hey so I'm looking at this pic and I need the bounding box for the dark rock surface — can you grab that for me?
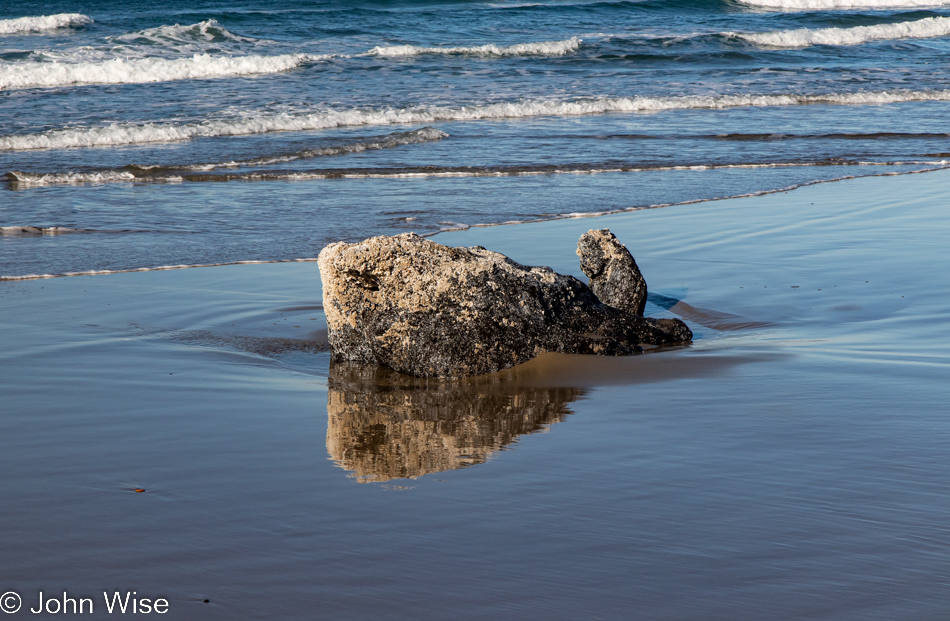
[578,228,648,316]
[317,230,691,377]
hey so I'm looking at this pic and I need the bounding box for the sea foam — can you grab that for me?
[113,19,259,47]
[0,225,81,236]
[4,89,950,150]
[366,37,581,57]
[0,13,92,35]
[735,16,950,47]
[7,171,137,186]
[736,0,950,8]
[0,53,326,90]
[10,159,947,187]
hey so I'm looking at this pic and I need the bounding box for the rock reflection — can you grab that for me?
[327,361,584,483]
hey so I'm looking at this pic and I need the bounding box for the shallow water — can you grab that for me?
[2,172,948,619]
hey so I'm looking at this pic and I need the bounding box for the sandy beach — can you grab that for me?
[2,169,948,619]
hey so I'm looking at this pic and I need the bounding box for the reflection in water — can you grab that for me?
[327,362,583,483]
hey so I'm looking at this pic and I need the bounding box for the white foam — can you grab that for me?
[734,17,950,47]
[7,170,136,186]
[5,89,950,150]
[113,19,259,48]
[736,0,950,9]
[0,226,78,236]
[0,258,320,281]
[0,13,92,35]
[11,159,944,187]
[366,37,581,57]
[0,53,326,91]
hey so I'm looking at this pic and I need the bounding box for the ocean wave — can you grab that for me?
[734,16,950,47]
[0,225,83,236]
[10,159,946,187]
[0,13,92,35]
[6,128,449,184]
[112,19,260,48]
[366,36,581,57]
[5,165,947,282]
[4,89,950,151]
[169,127,449,170]
[6,170,137,186]
[735,0,950,9]
[0,258,320,281]
[0,52,326,90]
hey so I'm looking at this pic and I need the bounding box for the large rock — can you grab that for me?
[317,230,691,377]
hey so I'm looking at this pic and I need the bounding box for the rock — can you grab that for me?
[577,228,647,316]
[317,230,691,377]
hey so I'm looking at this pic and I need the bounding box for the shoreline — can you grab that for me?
[4,162,948,282]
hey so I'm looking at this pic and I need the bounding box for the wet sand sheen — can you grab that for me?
[1,170,949,619]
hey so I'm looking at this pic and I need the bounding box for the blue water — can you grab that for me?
[3,0,950,276]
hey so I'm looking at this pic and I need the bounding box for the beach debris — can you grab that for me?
[317,229,691,377]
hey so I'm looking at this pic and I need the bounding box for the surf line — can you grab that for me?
[4,165,948,283]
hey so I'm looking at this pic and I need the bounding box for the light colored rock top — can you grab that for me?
[318,230,691,377]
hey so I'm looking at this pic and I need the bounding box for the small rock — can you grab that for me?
[577,228,648,316]
[318,230,691,377]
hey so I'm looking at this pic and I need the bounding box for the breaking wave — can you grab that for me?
[735,16,950,47]
[0,13,92,35]
[0,258,320,282]
[366,36,581,57]
[0,52,326,90]
[735,0,950,9]
[0,225,83,236]
[6,170,137,186]
[5,89,950,151]
[9,158,946,187]
[111,19,260,49]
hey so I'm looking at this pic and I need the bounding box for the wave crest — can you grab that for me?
[177,127,449,170]
[366,37,581,57]
[4,90,950,150]
[7,170,136,186]
[10,159,948,187]
[106,19,263,57]
[113,19,259,47]
[0,53,326,91]
[734,16,950,47]
[0,13,92,35]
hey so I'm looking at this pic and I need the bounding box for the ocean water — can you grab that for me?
[4,0,950,278]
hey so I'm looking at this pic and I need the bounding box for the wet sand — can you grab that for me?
[1,170,949,619]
